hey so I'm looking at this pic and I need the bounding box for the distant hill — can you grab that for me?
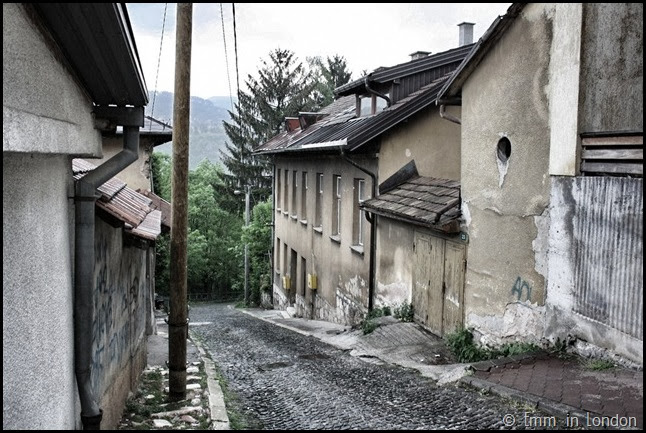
[147,91,237,169]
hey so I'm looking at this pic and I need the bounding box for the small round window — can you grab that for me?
[497,137,512,163]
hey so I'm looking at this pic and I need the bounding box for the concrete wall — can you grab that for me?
[273,155,376,325]
[2,3,102,157]
[94,137,154,191]
[374,218,416,308]
[3,153,78,430]
[580,3,643,133]
[379,105,462,182]
[459,3,554,345]
[546,177,643,365]
[92,216,150,429]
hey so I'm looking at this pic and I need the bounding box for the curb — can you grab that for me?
[189,331,230,430]
[235,306,314,338]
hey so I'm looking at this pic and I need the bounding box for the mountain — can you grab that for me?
[147,91,237,169]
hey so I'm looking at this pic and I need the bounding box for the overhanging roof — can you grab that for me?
[32,3,148,107]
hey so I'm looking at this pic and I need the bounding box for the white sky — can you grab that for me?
[127,3,511,100]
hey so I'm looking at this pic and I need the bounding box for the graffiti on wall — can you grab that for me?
[511,276,532,302]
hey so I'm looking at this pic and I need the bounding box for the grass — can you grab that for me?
[445,328,541,363]
[583,359,615,371]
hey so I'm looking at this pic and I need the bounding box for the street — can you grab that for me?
[189,303,560,430]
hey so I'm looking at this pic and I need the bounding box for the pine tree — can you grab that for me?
[220,48,318,214]
[308,54,353,109]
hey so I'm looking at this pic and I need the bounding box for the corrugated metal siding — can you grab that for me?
[573,177,643,340]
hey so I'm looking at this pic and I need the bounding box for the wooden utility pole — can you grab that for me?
[169,2,192,401]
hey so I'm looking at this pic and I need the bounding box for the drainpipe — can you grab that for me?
[438,97,462,125]
[364,75,391,108]
[74,106,143,430]
[340,149,377,312]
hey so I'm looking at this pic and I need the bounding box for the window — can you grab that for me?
[283,169,289,213]
[301,172,308,222]
[315,173,323,230]
[275,238,281,274]
[291,171,298,218]
[357,93,389,117]
[332,175,341,236]
[276,169,282,211]
[353,179,366,247]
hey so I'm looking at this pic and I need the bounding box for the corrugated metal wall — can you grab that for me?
[573,177,643,340]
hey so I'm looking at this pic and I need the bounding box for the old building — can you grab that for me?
[255,26,475,327]
[3,3,162,428]
[438,3,643,364]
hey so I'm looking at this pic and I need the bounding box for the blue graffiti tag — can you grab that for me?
[511,276,532,301]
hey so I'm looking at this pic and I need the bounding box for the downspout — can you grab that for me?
[74,106,143,430]
[438,97,462,125]
[340,149,377,312]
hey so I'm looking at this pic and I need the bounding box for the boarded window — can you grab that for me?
[581,134,643,176]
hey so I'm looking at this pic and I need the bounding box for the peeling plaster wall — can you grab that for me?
[460,3,554,344]
[379,105,462,181]
[272,155,376,325]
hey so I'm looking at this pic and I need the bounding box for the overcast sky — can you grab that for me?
[127,3,511,101]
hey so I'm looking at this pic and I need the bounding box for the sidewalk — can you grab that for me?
[239,306,643,429]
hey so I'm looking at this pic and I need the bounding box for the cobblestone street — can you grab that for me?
[189,303,563,430]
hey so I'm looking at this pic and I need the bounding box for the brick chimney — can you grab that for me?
[458,22,475,46]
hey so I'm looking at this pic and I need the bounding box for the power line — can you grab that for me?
[232,3,240,100]
[220,3,234,113]
[150,3,169,130]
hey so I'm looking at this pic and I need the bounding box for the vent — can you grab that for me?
[580,133,643,176]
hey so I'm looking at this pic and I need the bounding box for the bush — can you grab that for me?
[393,302,414,322]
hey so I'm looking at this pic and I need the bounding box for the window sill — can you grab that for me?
[276,208,281,213]
[290,215,298,221]
[313,226,323,234]
[350,245,364,256]
[329,234,341,244]
[300,219,308,226]
[282,211,289,216]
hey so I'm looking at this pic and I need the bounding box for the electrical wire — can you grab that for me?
[220,3,235,113]
[150,3,168,131]
[232,3,240,101]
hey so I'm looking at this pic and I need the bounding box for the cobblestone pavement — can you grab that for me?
[190,303,566,430]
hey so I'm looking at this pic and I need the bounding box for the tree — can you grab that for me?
[220,48,319,214]
[242,200,273,306]
[308,54,353,108]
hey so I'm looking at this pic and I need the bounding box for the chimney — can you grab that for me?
[409,50,431,61]
[458,22,475,46]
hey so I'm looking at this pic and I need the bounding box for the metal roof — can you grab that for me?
[255,77,450,155]
[336,44,474,96]
[73,159,162,241]
[362,176,461,233]
[32,3,148,107]
[114,116,172,147]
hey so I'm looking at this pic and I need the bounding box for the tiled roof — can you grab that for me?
[73,159,163,241]
[361,176,461,233]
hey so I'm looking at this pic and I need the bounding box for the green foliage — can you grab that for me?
[307,54,353,108]
[360,306,391,335]
[393,302,414,322]
[583,359,615,371]
[242,200,273,306]
[446,328,541,363]
[151,152,171,201]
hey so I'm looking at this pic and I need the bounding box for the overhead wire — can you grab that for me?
[149,3,168,131]
[220,3,235,114]
[232,3,240,101]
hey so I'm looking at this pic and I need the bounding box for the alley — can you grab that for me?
[189,303,560,430]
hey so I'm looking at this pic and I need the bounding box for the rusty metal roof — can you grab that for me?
[361,176,461,233]
[73,159,162,240]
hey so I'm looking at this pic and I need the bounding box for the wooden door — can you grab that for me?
[413,232,444,335]
[442,241,466,335]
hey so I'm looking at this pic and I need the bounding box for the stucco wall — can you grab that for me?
[92,216,149,429]
[93,137,153,191]
[3,153,78,430]
[2,3,102,157]
[273,155,376,325]
[374,218,416,307]
[379,105,462,182]
[460,3,554,345]
[580,3,643,133]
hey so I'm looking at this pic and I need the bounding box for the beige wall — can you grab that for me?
[93,136,154,191]
[379,105,461,182]
[459,3,554,345]
[273,155,376,325]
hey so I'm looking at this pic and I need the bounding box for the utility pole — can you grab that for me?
[244,185,250,305]
[169,2,192,401]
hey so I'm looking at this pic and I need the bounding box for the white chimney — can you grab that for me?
[458,22,475,46]
[409,50,431,61]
